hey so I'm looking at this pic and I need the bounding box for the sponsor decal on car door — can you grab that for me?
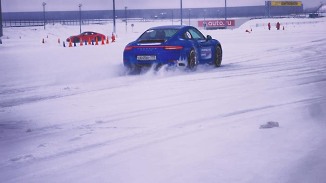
[201,47,212,59]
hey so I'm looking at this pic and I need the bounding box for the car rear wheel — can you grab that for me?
[214,45,222,67]
[187,49,197,70]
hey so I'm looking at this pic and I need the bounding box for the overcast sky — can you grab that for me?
[2,0,325,12]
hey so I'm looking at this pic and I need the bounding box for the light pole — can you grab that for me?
[180,0,183,25]
[79,3,82,33]
[125,6,127,32]
[0,0,3,39]
[204,9,206,21]
[171,10,174,25]
[42,2,46,30]
[113,0,116,33]
[188,9,191,25]
[225,0,227,29]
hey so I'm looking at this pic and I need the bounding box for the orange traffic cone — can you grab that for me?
[95,37,99,45]
[88,37,91,45]
[80,38,83,46]
[69,39,73,47]
[106,36,109,44]
[101,37,105,45]
[111,33,116,42]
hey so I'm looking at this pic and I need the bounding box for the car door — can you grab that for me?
[81,32,88,41]
[188,28,214,63]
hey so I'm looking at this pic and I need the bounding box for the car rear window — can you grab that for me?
[138,29,178,43]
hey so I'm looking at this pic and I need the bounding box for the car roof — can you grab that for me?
[149,25,193,30]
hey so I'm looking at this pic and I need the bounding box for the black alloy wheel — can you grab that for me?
[188,49,197,70]
[214,46,222,67]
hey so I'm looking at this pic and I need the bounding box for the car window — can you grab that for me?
[189,28,205,40]
[164,29,178,38]
[138,29,178,42]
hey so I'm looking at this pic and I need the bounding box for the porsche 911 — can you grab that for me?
[123,25,222,71]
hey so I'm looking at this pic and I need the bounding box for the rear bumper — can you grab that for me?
[123,48,188,68]
[123,58,187,68]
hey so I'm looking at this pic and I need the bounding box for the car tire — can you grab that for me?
[214,45,222,67]
[187,49,197,70]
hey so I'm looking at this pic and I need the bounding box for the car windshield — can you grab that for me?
[138,29,179,43]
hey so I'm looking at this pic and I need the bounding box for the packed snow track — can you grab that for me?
[0,18,326,183]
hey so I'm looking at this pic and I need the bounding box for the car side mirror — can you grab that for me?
[206,35,212,40]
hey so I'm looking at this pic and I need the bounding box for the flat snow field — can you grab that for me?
[0,18,326,183]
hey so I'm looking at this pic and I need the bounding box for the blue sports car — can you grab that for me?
[123,25,222,72]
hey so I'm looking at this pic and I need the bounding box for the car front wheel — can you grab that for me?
[214,45,222,67]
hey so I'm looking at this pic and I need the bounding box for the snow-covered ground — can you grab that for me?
[0,18,326,183]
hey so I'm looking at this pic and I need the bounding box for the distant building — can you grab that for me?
[265,1,303,17]
[2,4,304,27]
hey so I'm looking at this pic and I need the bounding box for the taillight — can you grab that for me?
[164,46,183,50]
[124,46,133,51]
[124,45,183,50]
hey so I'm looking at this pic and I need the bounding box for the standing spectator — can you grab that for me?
[268,22,271,30]
[276,22,281,30]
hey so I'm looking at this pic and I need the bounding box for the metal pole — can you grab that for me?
[180,0,183,25]
[0,0,3,38]
[188,9,191,25]
[79,4,82,33]
[225,0,227,29]
[269,1,271,18]
[42,2,46,30]
[113,0,116,33]
[172,10,174,25]
[125,6,127,33]
[203,9,206,30]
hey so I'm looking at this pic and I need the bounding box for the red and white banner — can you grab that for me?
[198,20,235,28]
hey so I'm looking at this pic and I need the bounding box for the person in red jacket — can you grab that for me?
[268,22,271,30]
[276,22,281,30]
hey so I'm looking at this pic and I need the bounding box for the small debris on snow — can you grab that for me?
[26,129,32,133]
[95,120,104,124]
[260,121,280,129]
[38,143,46,148]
